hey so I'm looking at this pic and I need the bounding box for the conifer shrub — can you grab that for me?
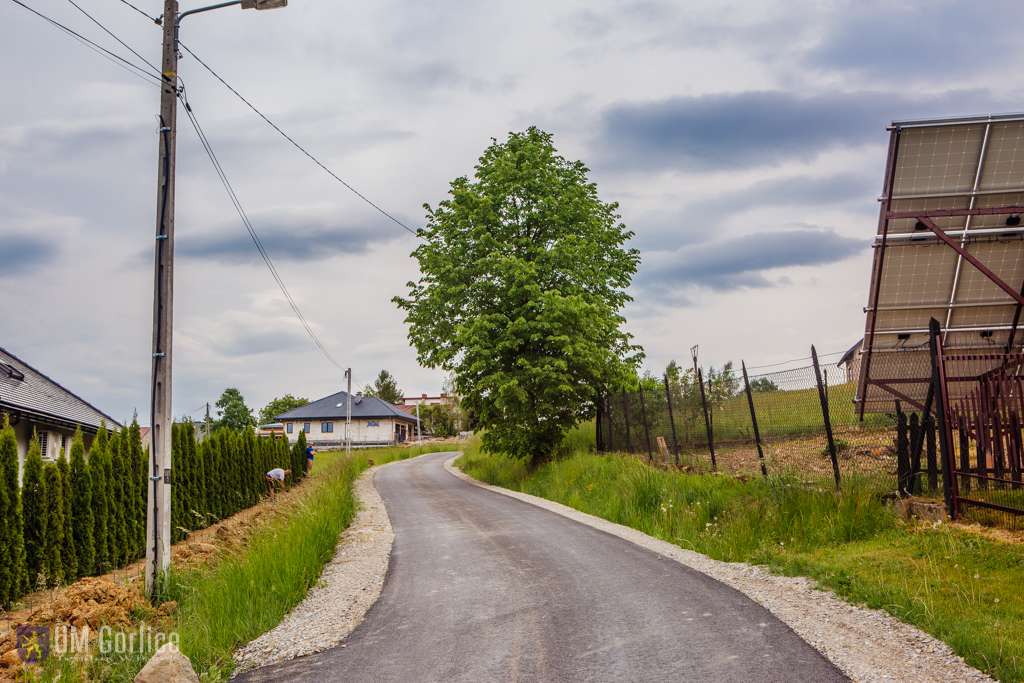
[22,431,47,589]
[0,416,26,605]
[69,428,95,582]
[42,462,64,586]
[56,450,77,582]
[90,424,111,575]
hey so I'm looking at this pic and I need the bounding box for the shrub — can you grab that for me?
[22,431,47,588]
[42,462,65,586]
[56,450,78,582]
[69,428,94,582]
[0,415,26,604]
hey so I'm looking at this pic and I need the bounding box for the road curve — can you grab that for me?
[236,451,848,682]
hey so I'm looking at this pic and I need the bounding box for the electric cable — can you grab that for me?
[64,0,159,73]
[745,349,846,371]
[179,88,363,387]
[177,42,420,239]
[8,0,160,85]
[117,0,158,23]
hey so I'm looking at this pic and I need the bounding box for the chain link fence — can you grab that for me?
[598,349,946,499]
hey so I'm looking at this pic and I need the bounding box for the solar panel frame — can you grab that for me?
[858,114,1024,416]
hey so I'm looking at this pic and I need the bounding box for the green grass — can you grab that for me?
[458,445,1024,682]
[24,443,454,682]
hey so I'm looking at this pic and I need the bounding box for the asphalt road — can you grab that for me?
[237,451,848,682]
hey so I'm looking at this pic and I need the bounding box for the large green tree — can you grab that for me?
[56,451,77,582]
[363,370,404,405]
[258,394,309,426]
[22,431,47,588]
[395,127,641,464]
[215,388,256,432]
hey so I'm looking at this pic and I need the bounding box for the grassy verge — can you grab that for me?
[24,443,455,682]
[457,441,1024,683]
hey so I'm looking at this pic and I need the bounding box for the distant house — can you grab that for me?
[276,391,419,448]
[0,347,122,477]
[258,422,283,439]
[838,339,864,384]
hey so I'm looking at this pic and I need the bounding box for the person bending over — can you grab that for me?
[306,444,316,475]
[265,468,291,503]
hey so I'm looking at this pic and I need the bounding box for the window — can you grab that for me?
[61,434,67,456]
[39,432,48,459]
[303,423,310,433]
[367,420,379,427]
[321,422,334,433]
[286,423,293,434]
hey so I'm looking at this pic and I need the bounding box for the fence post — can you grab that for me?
[638,381,654,460]
[929,317,958,519]
[696,367,716,469]
[605,394,614,453]
[926,415,938,493]
[663,374,679,466]
[909,413,922,495]
[622,391,632,453]
[811,345,841,488]
[958,412,970,494]
[741,361,768,478]
[895,401,910,497]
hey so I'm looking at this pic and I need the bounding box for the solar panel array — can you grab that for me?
[858,114,1024,415]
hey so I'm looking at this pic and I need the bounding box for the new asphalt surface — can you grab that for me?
[236,451,848,682]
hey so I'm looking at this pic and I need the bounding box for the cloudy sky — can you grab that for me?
[2,0,1023,425]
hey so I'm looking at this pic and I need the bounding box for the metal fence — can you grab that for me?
[597,347,947,502]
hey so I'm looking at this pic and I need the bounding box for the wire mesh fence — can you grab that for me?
[598,349,948,500]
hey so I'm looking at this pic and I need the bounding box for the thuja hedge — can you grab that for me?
[0,414,309,608]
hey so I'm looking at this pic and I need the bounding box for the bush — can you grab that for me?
[69,428,94,583]
[22,431,47,589]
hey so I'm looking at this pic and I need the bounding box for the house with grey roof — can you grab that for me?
[276,390,419,448]
[0,347,122,475]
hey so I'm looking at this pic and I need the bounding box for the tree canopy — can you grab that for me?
[215,388,255,432]
[394,127,641,464]
[363,370,404,405]
[258,394,310,425]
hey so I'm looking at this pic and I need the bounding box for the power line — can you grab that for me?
[8,0,160,85]
[117,0,158,23]
[746,349,845,371]
[177,42,420,238]
[64,0,159,73]
[179,88,360,382]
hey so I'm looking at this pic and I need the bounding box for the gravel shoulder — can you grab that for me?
[444,456,992,683]
[233,464,393,673]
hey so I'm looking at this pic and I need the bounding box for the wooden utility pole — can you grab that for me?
[205,402,211,440]
[346,368,352,457]
[146,0,179,597]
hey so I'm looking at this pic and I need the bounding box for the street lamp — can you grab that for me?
[147,0,286,598]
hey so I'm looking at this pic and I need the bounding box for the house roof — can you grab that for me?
[276,391,419,423]
[838,339,864,367]
[0,347,122,432]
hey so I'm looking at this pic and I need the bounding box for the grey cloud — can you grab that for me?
[640,228,865,292]
[592,90,1004,172]
[806,1,1024,79]
[627,172,877,251]
[177,215,404,264]
[0,233,59,276]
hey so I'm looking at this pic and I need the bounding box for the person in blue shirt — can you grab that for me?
[306,444,315,474]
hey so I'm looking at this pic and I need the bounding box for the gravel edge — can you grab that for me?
[444,455,993,683]
[233,465,393,672]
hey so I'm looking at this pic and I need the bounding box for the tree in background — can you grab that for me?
[395,128,641,465]
[258,395,309,426]
[420,404,456,438]
[364,371,404,405]
[56,450,77,583]
[69,428,94,583]
[22,431,47,588]
[90,424,111,574]
[750,378,780,393]
[216,388,256,432]
[42,462,64,585]
[0,415,26,604]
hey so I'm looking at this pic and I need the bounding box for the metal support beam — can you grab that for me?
[915,216,1024,308]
